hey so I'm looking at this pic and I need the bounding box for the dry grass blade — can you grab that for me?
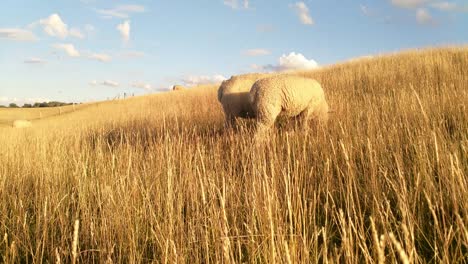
[72,220,80,264]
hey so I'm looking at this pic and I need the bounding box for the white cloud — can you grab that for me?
[131,82,153,91]
[243,49,271,56]
[391,0,428,9]
[102,80,119,87]
[96,5,145,19]
[32,14,85,39]
[38,14,69,38]
[416,8,434,24]
[0,97,51,106]
[118,5,146,12]
[224,0,250,9]
[224,0,238,9]
[69,28,84,39]
[290,2,314,25]
[90,80,120,87]
[121,51,145,58]
[117,20,130,42]
[360,4,372,16]
[257,52,319,72]
[250,64,264,71]
[83,24,96,38]
[359,5,395,23]
[430,2,457,11]
[181,75,227,87]
[24,58,46,64]
[0,28,37,41]
[89,53,112,62]
[276,52,318,71]
[97,9,128,19]
[85,24,95,32]
[25,97,51,103]
[52,43,80,57]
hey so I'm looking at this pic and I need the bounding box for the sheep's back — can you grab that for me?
[250,75,326,117]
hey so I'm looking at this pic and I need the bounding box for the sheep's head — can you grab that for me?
[218,80,228,102]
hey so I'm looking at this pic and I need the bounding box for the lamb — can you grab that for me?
[12,120,32,128]
[249,75,329,133]
[217,73,269,126]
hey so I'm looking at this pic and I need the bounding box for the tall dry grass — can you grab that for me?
[0,47,467,263]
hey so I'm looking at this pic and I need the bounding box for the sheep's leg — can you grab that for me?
[296,108,311,130]
[224,113,237,129]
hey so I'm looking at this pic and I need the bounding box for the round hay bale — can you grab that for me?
[12,120,32,128]
[172,85,185,91]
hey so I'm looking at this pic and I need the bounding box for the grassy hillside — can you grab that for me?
[0,104,88,127]
[0,47,467,263]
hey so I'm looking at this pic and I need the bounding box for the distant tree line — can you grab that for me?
[0,101,77,108]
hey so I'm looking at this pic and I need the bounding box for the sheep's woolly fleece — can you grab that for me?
[249,75,329,130]
[217,73,269,125]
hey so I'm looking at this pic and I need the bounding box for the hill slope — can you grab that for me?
[0,47,467,263]
[0,103,88,127]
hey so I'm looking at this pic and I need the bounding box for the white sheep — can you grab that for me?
[217,73,269,126]
[249,75,328,133]
[12,120,32,128]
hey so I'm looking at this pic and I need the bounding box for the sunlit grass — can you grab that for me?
[0,103,87,127]
[0,47,467,263]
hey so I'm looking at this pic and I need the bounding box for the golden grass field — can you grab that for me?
[0,47,467,263]
[0,103,88,127]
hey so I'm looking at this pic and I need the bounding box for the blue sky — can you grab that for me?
[0,0,467,105]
